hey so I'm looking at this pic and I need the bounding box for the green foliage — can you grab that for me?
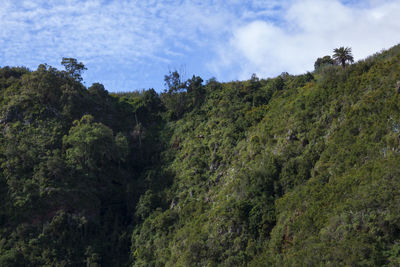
[314,55,335,70]
[63,114,119,171]
[0,64,136,266]
[2,44,400,266]
[61,57,87,81]
[161,71,205,119]
[333,46,355,68]
[131,44,400,266]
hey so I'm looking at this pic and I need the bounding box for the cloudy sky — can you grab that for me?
[1,0,400,92]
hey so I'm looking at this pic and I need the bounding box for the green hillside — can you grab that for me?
[1,45,400,266]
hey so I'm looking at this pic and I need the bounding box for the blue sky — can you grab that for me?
[1,0,400,92]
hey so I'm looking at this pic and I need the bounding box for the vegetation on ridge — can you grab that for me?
[1,44,400,266]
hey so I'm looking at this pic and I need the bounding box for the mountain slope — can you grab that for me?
[131,44,400,266]
[1,45,400,266]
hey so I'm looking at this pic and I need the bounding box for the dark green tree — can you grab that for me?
[314,55,335,70]
[61,57,87,81]
[63,114,123,172]
[164,70,184,93]
[161,71,188,119]
[186,75,205,109]
[333,47,354,68]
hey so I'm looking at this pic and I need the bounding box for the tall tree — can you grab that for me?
[61,57,87,81]
[333,47,354,68]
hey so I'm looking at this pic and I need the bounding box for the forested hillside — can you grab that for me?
[1,45,400,266]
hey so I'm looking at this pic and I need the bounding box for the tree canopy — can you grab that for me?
[61,57,87,81]
[314,55,335,70]
[333,46,354,68]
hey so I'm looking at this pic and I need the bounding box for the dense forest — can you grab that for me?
[1,44,400,266]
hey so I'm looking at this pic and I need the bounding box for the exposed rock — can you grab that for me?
[170,199,177,209]
[286,129,298,141]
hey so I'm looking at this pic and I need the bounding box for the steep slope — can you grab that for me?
[131,45,400,266]
[1,44,400,266]
[0,65,139,266]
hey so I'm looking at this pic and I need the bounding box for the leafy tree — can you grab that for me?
[333,46,354,68]
[161,71,188,119]
[164,70,184,93]
[314,55,335,70]
[88,82,108,98]
[61,57,87,81]
[186,75,205,109]
[63,114,122,172]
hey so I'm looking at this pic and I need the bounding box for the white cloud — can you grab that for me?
[2,0,399,90]
[212,0,400,80]
[0,1,233,66]
[0,0,288,90]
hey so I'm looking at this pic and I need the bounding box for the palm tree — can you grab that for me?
[333,47,354,68]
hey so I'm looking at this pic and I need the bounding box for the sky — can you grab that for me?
[1,0,400,92]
